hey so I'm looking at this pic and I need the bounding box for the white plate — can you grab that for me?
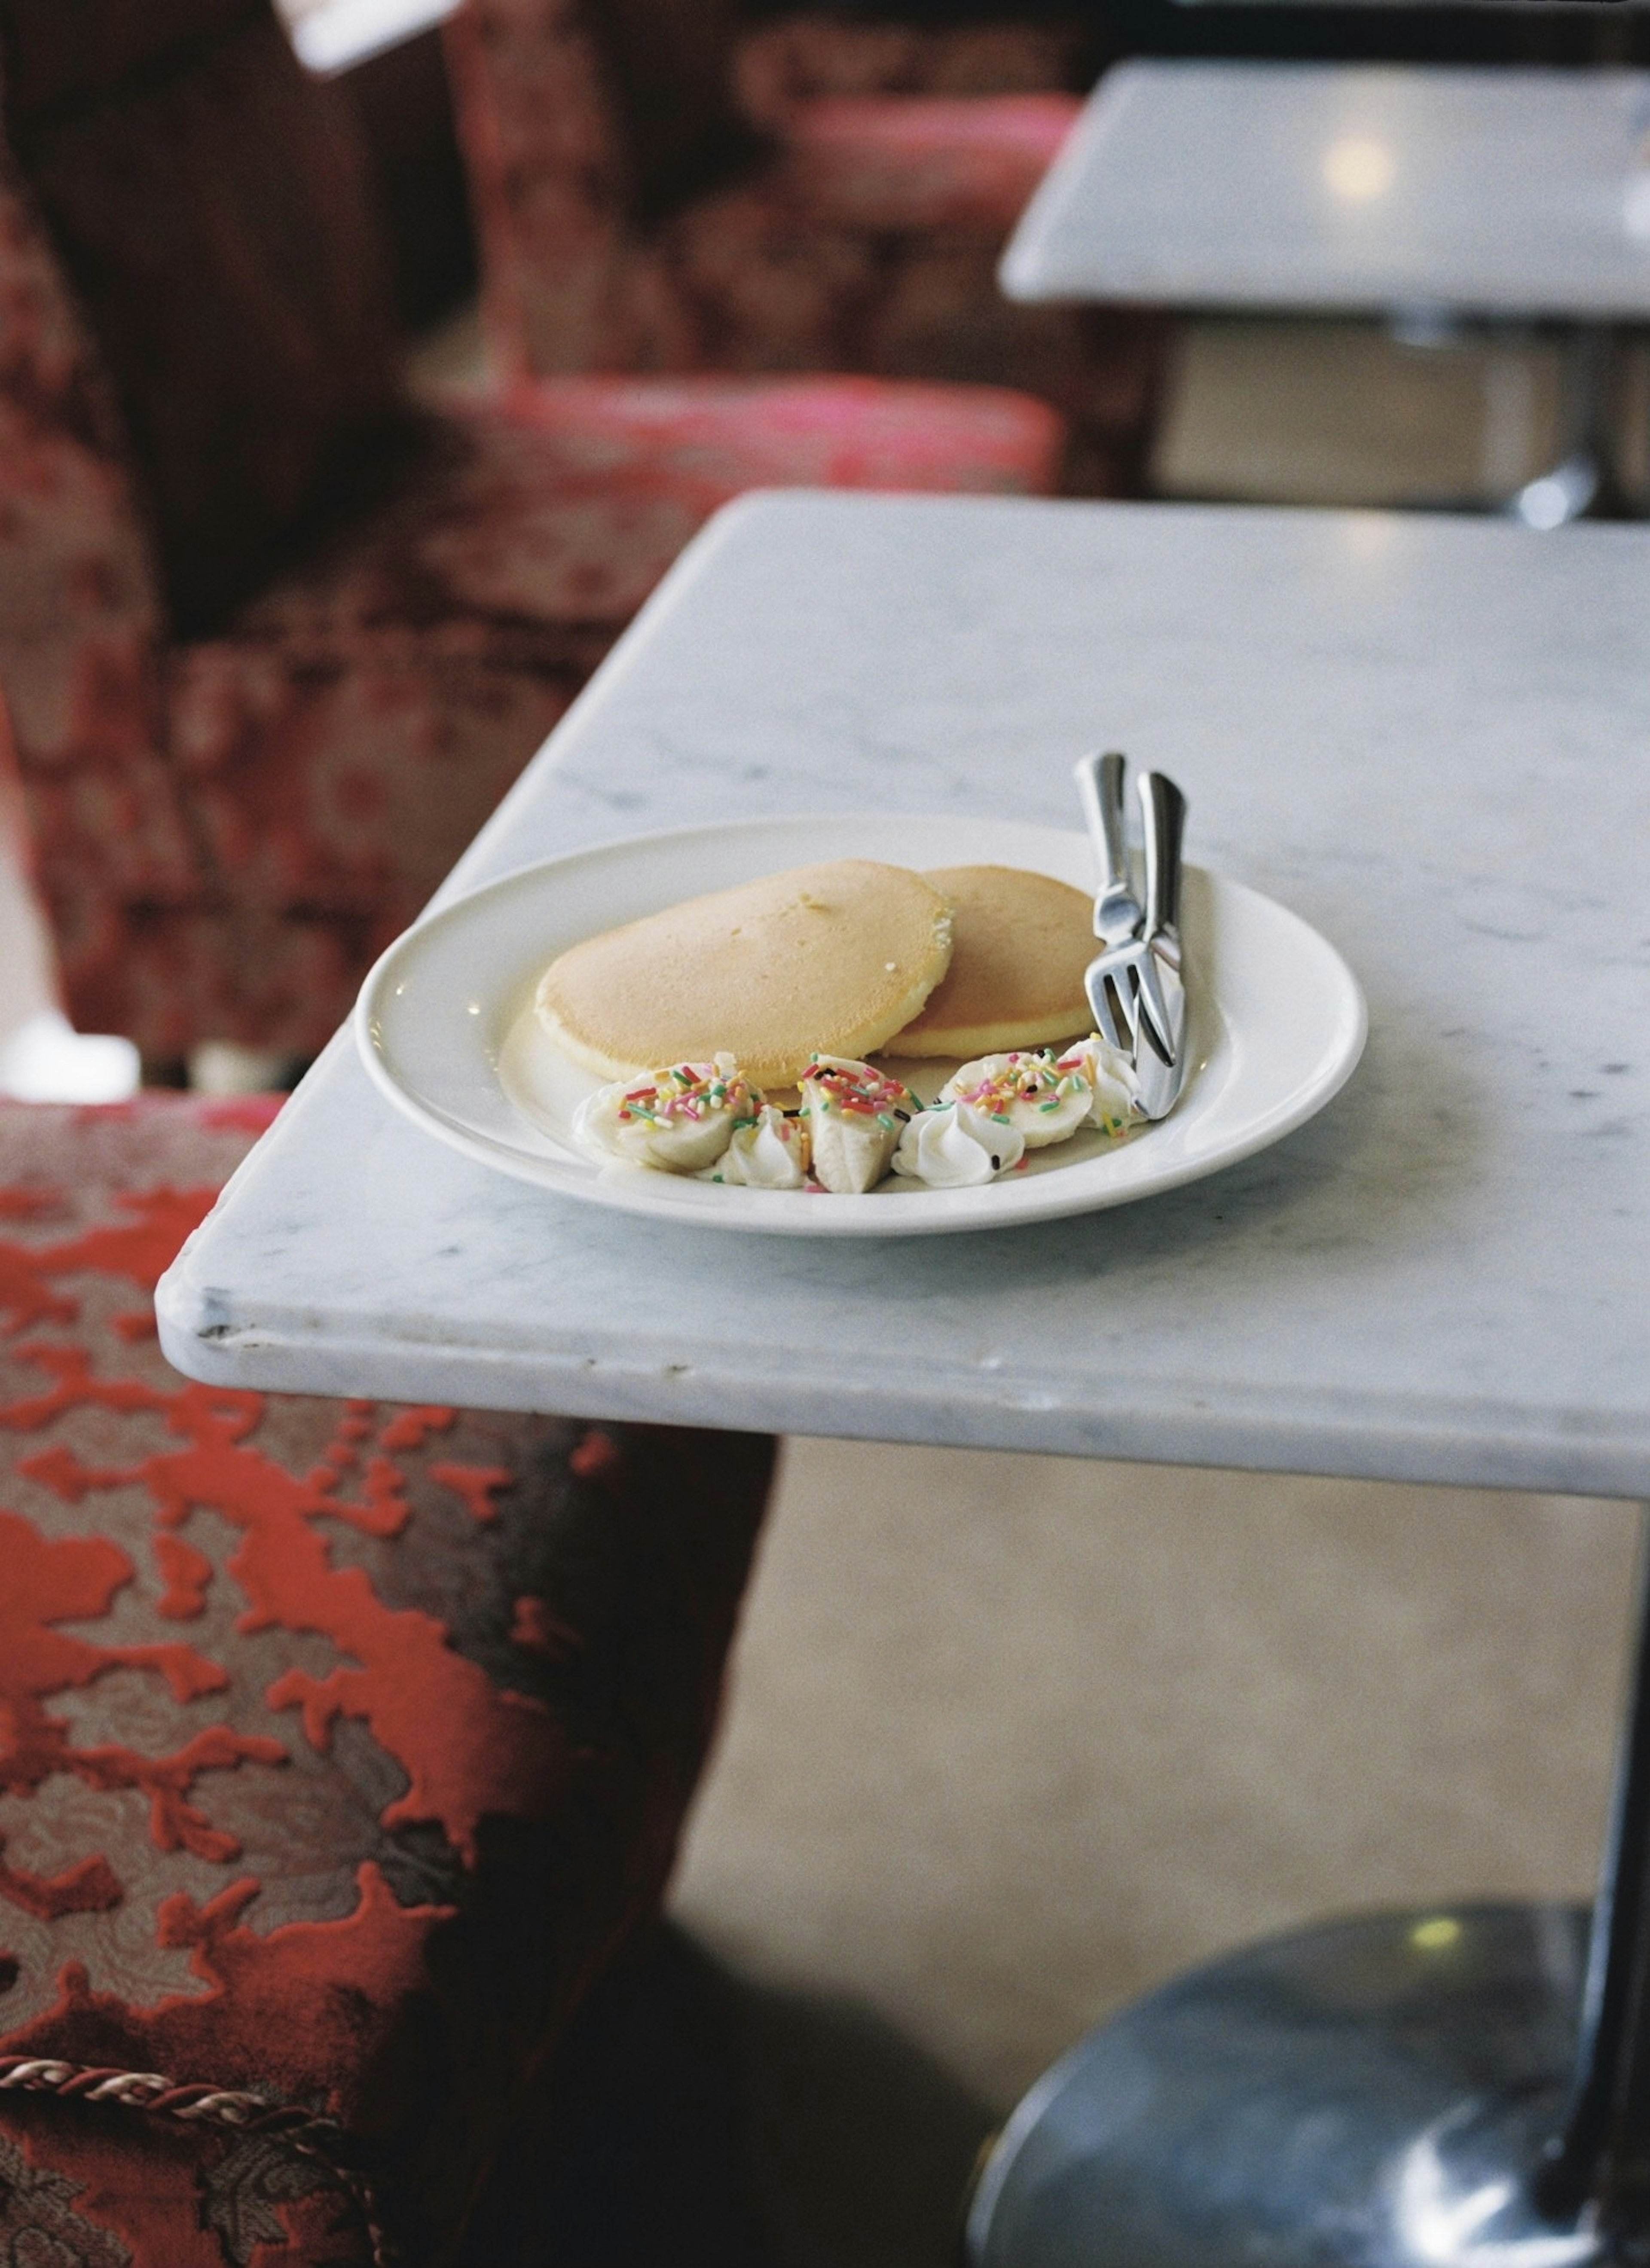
[354,815,1366,1237]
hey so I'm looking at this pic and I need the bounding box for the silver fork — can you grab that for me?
[1074,751,1144,1053]
[1077,760,1189,1120]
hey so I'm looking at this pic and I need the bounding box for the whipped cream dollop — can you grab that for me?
[940,1049,1094,1148]
[699,1104,810,1189]
[801,1055,914,1194]
[573,1053,760,1173]
[1052,1035,1138,1134]
[894,1099,1025,1188]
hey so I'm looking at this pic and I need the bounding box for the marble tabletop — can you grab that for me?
[159,494,1650,1498]
[1002,60,1650,317]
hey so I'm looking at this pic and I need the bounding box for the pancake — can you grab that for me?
[536,859,954,1089]
[886,865,1094,1058]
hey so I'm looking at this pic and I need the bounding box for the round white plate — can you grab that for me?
[354,815,1366,1237]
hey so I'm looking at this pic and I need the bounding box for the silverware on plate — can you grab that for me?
[1074,750,1143,967]
[1074,752,1189,1123]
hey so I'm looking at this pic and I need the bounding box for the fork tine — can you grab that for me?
[1092,988,1125,1052]
[1085,934,1153,1053]
[1085,960,1128,1049]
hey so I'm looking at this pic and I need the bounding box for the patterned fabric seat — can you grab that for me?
[0,0,1066,1060]
[0,1093,775,2265]
[445,0,1167,492]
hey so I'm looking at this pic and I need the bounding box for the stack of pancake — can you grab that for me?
[535,859,1097,1088]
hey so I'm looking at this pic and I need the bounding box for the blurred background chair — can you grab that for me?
[443,0,1169,492]
[0,0,1065,1066]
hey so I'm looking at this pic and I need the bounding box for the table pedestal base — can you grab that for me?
[965,1904,1608,2268]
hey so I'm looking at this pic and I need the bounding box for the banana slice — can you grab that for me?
[940,1049,1094,1148]
[800,1055,915,1194]
[573,1055,758,1173]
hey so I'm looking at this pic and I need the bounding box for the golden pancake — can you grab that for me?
[887,865,1094,1058]
[536,859,954,1090]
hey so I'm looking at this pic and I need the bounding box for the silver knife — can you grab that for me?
[1130,769,1188,1122]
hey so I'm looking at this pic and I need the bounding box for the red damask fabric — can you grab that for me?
[0,1096,775,2265]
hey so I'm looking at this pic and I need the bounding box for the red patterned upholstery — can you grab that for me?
[445,0,1166,487]
[732,13,1087,116]
[0,130,182,919]
[775,94,1079,230]
[0,1093,775,2265]
[0,0,1067,1060]
[236,383,1064,647]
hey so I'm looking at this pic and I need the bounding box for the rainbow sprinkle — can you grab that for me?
[951,1050,1085,1121]
[801,1057,914,1120]
[616,1060,758,1128]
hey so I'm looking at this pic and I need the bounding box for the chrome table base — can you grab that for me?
[968,1522,1650,2266]
[953,336,1640,2255]
[966,1903,1603,2268]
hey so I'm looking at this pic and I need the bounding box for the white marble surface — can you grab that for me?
[1003,61,1650,317]
[159,494,1650,1496]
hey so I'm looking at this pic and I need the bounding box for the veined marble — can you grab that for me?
[1003,61,1650,317]
[159,494,1650,1496]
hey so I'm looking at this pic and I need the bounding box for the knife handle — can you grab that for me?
[1140,770,1186,940]
[1074,750,1134,922]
